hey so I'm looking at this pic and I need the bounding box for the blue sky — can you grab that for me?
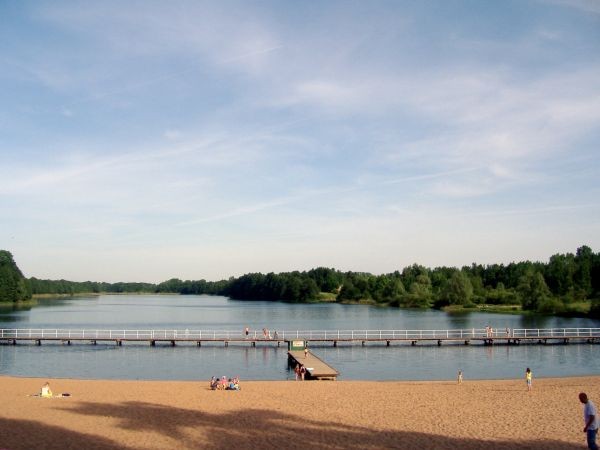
[1,0,599,282]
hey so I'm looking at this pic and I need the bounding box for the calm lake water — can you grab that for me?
[0,294,599,381]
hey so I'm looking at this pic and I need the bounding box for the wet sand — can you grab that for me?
[0,375,597,449]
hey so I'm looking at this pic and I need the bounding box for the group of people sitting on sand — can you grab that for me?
[210,375,240,390]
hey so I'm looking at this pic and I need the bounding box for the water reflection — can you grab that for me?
[0,294,599,380]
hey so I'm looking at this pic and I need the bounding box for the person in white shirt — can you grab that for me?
[579,392,599,450]
[40,382,52,398]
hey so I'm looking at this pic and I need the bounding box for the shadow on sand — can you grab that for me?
[1,401,584,450]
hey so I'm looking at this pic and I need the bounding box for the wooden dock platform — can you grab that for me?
[288,350,338,380]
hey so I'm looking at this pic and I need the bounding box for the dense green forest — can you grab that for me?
[0,250,31,302]
[2,246,599,318]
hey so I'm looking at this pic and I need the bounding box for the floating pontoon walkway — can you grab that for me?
[288,350,338,380]
[1,328,599,347]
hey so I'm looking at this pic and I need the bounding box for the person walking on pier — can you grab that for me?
[244,327,249,339]
[525,368,532,392]
[579,392,599,450]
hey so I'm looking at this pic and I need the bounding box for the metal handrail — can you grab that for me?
[1,328,599,340]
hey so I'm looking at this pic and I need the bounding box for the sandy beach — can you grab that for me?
[0,375,597,449]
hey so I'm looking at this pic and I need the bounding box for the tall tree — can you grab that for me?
[0,250,31,302]
[574,245,593,298]
[517,270,551,311]
[446,271,474,305]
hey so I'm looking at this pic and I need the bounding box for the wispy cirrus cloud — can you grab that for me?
[1,0,599,281]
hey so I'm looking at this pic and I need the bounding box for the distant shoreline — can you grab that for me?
[17,292,593,318]
[2,373,599,383]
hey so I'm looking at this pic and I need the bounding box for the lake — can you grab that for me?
[0,294,599,381]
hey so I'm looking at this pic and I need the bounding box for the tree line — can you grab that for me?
[1,246,599,318]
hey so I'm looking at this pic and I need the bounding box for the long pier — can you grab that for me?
[1,328,599,347]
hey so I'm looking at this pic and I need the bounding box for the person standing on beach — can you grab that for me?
[457,370,463,384]
[525,368,532,391]
[579,392,599,450]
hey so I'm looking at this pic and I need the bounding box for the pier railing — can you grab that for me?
[1,327,600,341]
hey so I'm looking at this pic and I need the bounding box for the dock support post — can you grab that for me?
[252,341,256,347]
[225,341,229,347]
[362,341,365,347]
[91,340,96,345]
[437,340,441,346]
[36,340,41,346]
[171,340,175,347]
[386,340,390,347]
[197,341,201,347]
[150,340,155,347]
[411,341,416,346]
[333,341,337,347]
[464,340,470,345]
[116,340,122,346]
